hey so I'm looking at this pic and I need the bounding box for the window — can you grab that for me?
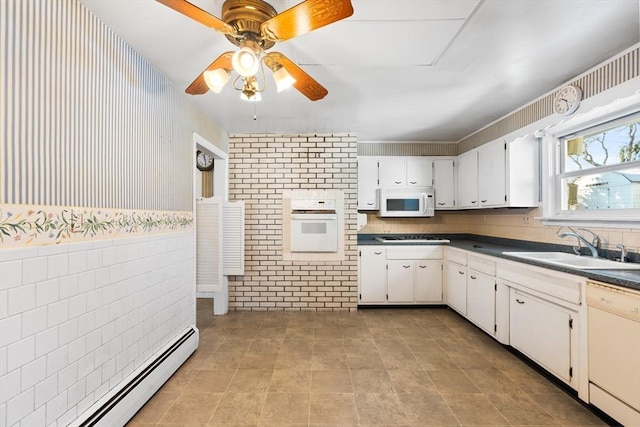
[550,111,640,224]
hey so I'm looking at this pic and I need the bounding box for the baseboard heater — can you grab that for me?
[70,326,199,427]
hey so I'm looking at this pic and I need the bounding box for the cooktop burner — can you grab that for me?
[374,235,450,244]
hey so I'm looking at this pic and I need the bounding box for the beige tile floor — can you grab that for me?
[126,299,608,426]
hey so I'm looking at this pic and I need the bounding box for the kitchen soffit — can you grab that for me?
[79,0,640,142]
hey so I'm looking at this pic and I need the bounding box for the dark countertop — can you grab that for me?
[357,233,640,291]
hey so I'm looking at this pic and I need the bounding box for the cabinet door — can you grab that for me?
[446,261,467,314]
[433,159,455,209]
[406,157,433,187]
[478,141,506,207]
[378,157,406,187]
[357,157,379,210]
[387,261,414,302]
[456,150,478,208]
[466,270,495,335]
[415,260,442,302]
[359,247,387,303]
[510,289,572,383]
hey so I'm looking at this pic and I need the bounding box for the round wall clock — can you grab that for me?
[553,85,582,116]
[196,150,214,171]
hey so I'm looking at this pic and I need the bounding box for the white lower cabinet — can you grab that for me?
[387,261,415,302]
[445,260,467,315]
[499,259,584,392]
[358,247,387,303]
[466,270,495,335]
[358,245,443,305]
[509,288,573,383]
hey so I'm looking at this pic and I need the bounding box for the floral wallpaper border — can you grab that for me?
[0,204,193,248]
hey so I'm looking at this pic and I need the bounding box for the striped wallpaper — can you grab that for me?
[1,0,227,211]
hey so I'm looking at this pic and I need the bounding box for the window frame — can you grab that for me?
[542,102,640,228]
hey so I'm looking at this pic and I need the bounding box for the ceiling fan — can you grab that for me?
[156,0,354,101]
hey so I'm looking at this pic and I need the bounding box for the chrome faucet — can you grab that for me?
[616,243,627,262]
[557,227,600,258]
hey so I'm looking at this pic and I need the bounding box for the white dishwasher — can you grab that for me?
[587,281,640,426]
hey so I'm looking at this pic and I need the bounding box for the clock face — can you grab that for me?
[553,85,582,116]
[196,150,214,171]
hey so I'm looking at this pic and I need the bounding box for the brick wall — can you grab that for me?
[228,133,358,311]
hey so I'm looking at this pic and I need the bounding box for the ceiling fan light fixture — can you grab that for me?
[272,66,296,92]
[241,91,262,102]
[203,68,231,93]
[232,46,260,77]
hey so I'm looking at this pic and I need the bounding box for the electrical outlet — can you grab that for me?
[523,214,530,224]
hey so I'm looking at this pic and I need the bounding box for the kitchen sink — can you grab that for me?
[502,251,640,270]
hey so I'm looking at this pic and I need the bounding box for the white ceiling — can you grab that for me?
[80,0,639,142]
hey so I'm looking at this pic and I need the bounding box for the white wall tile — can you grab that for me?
[20,356,46,391]
[46,346,68,376]
[0,369,20,404]
[68,251,87,275]
[58,275,79,299]
[21,306,48,337]
[34,375,58,408]
[58,318,79,346]
[0,348,5,376]
[0,402,5,427]
[6,389,33,425]
[35,328,58,359]
[57,363,78,393]
[7,284,35,316]
[47,254,69,280]
[21,257,48,285]
[0,315,22,347]
[7,337,35,372]
[47,300,69,328]
[67,294,87,320]
[45,391,67,426]
[0,261,22,291]
[77,271,95,294]
[19,406,44,427]
[0,291,7,319]
[35,279,59,307]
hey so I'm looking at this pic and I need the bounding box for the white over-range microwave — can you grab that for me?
[377,187,435,217]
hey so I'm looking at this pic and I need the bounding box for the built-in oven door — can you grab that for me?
[290,213,338,252]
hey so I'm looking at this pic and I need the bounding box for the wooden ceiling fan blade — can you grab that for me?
[186,52,234,95]
[260,0,353,42]
[265,52,328,101]
[155,0,234,34]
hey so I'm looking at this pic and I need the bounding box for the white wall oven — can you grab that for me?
[290,198,338,253]
[378,187,435,217]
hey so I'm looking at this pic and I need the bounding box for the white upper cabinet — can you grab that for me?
[478,140,507,207]
[456,150,479,208]
[433,159,456,209]
[406,157,433,187]
[357,157,379,210]
[379,157,433,188]
[456,136,539,209]
[378,157,407,187]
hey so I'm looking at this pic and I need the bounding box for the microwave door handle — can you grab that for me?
[421,193,428,214]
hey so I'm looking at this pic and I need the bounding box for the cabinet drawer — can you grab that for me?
[447,248,467,265]
[386,246,443,260]
[468,255,496,276]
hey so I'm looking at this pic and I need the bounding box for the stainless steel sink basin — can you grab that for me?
[502,251,640,270]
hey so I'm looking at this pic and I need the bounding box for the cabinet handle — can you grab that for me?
[374,251,382,255]
[403,265,410,268]
[419,265,427,268]
[481,199,487,203]
[395,181,402,184]
[367,202,374,205]
[600,297,611,305]
[470,275,477,280]
[409,181,417,184]
[471,200,477,204]
[437,202,445,206]
[458,270,465,275]
[516,299,525,304]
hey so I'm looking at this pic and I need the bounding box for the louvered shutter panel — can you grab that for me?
[223,201,245,275]
[196,198,223,293]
